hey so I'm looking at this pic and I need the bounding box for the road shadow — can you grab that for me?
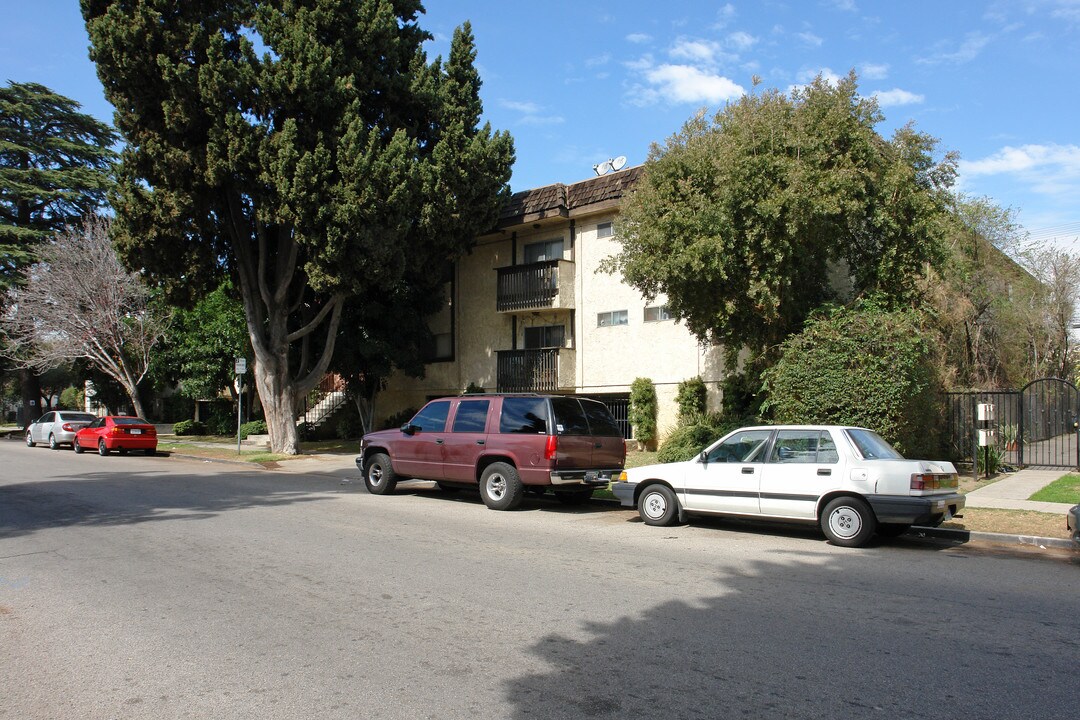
[0,464,343,539]
[382,480,617,515]
[501,554,1077,719]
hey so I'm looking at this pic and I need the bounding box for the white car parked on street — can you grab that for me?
[613,425,965,548]
[25,411,98,450]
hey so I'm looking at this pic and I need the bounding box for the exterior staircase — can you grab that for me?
[297,375,347,428]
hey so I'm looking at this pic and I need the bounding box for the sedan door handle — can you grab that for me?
[741,467,755,474]
[475,439,485,445]
[817,468,831,476]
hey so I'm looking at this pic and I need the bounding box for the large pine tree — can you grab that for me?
[82,1,514,453]
[0,81,117,426]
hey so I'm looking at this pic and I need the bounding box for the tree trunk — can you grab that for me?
[254,352,300,455]
[19,369,42,429]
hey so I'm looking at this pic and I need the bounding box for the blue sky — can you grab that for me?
[5,1,1079,248]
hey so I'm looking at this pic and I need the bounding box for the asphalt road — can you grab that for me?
[1,440,1078,720]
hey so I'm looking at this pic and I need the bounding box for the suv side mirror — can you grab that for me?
[400,423,417,435]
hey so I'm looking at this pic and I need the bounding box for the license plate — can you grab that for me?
[130,429,142,435]
[585,471,598,482]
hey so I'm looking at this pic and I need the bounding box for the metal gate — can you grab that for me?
[945,378,1080,469]
[1019,378,1080,468]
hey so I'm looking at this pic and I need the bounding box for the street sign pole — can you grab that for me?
[235,358,247,454]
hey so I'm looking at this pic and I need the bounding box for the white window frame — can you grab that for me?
[597,310,628,327]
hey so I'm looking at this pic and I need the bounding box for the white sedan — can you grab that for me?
[612,425,965,548]
[26,410,98,450]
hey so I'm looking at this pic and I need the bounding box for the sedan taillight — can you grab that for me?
[61,423,74,432]
[910,472,959,491]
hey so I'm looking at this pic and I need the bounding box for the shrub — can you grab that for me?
[336,412,362,440]
[762,299,944,458]
[675,376,707,422]
[381,408,416,430]
[58,385,84,411]
[239,420,267,439]
[174,419,208,436]
[656,413,747,463]
[628,377,658,447]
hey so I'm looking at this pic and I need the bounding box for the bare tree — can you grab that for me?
[1020,245,1080,381]
[0,215,168,418]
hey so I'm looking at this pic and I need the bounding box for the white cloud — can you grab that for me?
[670,38,722,64]
[625,32,652,44]
[585,53,611,68]
[727,31,758,51]
[917,32,991,64]
[714,3,737,28]
[829,0,857,10]
[795,67,842,85]
[872,88,924,107]
[499,99,564,126]
[860,62,889,80]
[640,64,745,104]
[797,31,824,47]
[959,144,1080,198]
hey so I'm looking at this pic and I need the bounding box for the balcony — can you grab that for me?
[496,260,575,312]
[496,348,575,392]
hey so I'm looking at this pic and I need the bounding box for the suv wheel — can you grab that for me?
[479,462,524,511]
[364,453,398,495]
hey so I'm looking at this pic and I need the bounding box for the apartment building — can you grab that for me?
[377,165,726,440]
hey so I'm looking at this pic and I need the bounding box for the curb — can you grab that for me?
[906,525,1078,551]
[166,452,266,468]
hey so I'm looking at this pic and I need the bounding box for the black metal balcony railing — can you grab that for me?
[496,260,560,311]
[496,348,559,392]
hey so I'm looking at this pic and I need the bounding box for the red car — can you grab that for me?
[74,415,158,456]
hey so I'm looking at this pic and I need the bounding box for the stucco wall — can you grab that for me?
[376,209,727,437]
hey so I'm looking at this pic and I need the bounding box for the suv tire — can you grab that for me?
[479,462,524,511]
[364,453,399,495]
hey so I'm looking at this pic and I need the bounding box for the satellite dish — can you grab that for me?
[611,156,627,171]
[593,160,613,176]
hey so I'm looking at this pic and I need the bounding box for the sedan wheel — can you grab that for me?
[639,484,679,526]
[73,437,84,454]
[49,433,59,450]
[98,439,110,456]
[25,431,35,447]
[821,496,876,548]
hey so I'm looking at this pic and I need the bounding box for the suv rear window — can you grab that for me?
[499,397,550,434]
[580,399,622,437]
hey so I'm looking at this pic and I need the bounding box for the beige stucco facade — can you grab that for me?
[377,167,727,440]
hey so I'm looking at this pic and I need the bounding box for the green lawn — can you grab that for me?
[1028,473,1080,504]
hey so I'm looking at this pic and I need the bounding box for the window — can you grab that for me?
[500,397,550,434]
[432,332,453,361]
[452,400,490,433]
[579,399,622,437]
[524,239,564,264]
[597,310,628,327]
[704,430,772,463]
[597,222,613,238]
[769,430,839,464]
[644,305,671,322]
[524,325,565,349]
[550,397,590,435]
[408,401,451,432]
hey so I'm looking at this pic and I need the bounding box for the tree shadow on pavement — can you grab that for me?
[501,553,1077,720]
[0,465,344,539]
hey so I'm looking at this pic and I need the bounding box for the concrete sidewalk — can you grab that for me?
[964,468,1075,513]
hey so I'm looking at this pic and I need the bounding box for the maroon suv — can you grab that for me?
[356,394,626,510]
